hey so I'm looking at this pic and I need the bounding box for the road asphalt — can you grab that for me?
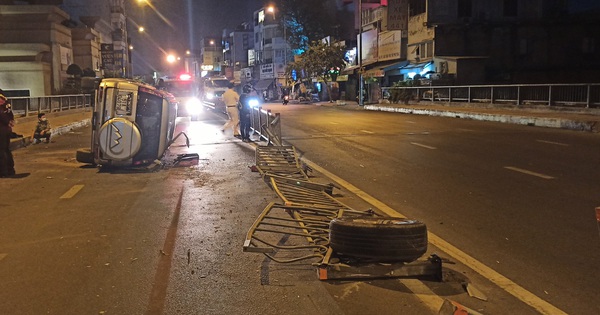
[5,101,596,314]
[9,100,600,151]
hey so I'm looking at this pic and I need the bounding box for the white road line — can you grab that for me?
[329,122,339,125]
[60,184,85,199]
[406,121,416,124]
[401,279,445,313]
[504,166,555,179]
[359,130,374,134]
[536,140,569,146]
[303,158,567,315]
[0,253,7,261]
[410,142,437,150]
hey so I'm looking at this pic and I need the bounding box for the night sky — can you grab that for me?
[127,0,599,76]
[128,0,262,75]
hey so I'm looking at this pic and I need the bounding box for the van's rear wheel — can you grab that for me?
[329,216,428,262]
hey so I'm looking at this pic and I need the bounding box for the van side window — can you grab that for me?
[116,91,133,116]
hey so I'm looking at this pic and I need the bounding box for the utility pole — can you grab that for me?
[358,0,364,106]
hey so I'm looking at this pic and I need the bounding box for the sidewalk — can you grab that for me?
[9,109,92,150]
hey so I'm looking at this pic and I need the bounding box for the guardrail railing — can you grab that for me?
[6,94,93,118]
[381,83,600,108]
[250,106,282,146]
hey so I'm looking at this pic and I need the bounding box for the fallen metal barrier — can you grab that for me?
[255,146,308,179]
[245,144,442,281]
[269,175,344,209]
[243,202,346,263]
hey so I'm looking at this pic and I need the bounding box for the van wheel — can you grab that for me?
[76,148,94,164]
[329,216,428,262]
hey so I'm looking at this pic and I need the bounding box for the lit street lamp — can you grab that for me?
[166,54,177,63]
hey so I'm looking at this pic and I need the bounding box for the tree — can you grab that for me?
[274,0,340,53]
[287,41,346,103]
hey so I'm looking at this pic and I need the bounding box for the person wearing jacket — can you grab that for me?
[33,113,51,144]
[0,93,16,177]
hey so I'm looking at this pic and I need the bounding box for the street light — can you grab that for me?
[166,54,176,63]
[358,0,364,106]
[266,6,288,78]
[138,26,145,33]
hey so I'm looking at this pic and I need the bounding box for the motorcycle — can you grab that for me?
[282,95,289,105]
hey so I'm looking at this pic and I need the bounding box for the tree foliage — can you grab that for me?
[287,41,346,102]
[274,0,339,52]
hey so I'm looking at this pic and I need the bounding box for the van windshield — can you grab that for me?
[206,79,229,88]
[163,80,194,97]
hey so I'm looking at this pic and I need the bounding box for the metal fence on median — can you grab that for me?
[381,83,600,108]
[249,106,282,146]
[6,94,93,118]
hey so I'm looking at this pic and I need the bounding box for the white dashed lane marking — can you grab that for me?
[60,185,85,199]
[536,140,569,146]
[410,142,437,150]
[504,166,555,179]
[360,130,374,134]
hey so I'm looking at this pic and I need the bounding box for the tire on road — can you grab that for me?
[76,148,94,164]
[329,216,428,262]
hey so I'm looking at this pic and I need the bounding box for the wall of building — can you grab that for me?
[0,5,72,95]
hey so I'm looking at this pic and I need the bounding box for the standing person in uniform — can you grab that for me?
[238,84,257,142]
[33,113,51,144]
[221,82,241,138]
[0,94,16,177]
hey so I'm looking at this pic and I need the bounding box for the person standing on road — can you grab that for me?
[0,94,16,177]
[221,82,241,138]
[238,84,256,142]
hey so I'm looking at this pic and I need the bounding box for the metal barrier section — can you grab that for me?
[8,94,93,117]
[250,107,282,146]
[243,202,342,263]
[270,176,349,210]
[382,83,600,108]
[246,144,443,281]
[255,146,308,179]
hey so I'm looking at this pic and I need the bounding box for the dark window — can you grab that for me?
[409,0,426,16]
[458,0,472,18]
[504,0,518,17]
[582,37,596,54]
[134,92,163,162]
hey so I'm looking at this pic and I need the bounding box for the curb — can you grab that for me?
[364,105,599,132]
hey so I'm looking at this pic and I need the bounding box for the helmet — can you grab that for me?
[242,84,252,94]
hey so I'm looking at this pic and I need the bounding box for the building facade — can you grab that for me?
[0,0,131,96]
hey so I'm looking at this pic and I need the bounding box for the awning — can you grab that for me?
[383,60,409,71]
[401,60,433,70]
[341,65,359,74]
[364,60,407,71]
[253,79,273,90]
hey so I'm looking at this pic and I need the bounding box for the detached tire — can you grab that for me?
[76,148,94,164]
[329,216,428,262]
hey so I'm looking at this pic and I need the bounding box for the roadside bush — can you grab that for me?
[389,80,416,104]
